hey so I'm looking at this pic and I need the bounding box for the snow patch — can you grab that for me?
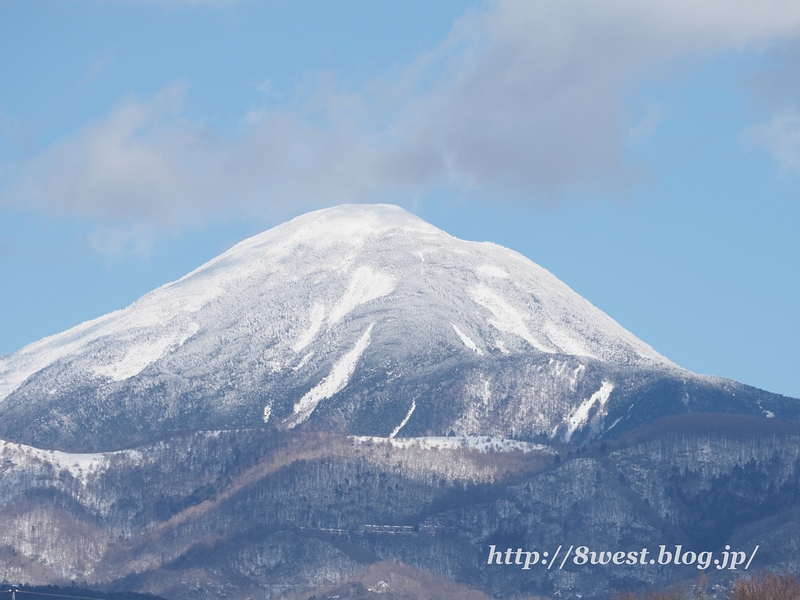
[562,381,615,442]
[290,323,374,427]
[451,323,483,355]
[494,338,511,355]
[328,266,394,325]
[92,321,199,382]
[570,364,586,389]
[293,303,325,351]
[544,323,597,359]
[292,352,314,371]
[390,399,416,438]
[469,285,549,352]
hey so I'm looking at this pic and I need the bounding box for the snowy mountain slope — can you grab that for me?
[0,204,795,452]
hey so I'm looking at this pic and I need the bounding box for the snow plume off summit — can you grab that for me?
[0,204,796,451]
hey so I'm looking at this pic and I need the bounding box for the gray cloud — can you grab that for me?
[5,0,800,229]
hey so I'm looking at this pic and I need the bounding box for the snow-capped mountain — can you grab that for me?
[0,204,794,451]
[2,204,800,600]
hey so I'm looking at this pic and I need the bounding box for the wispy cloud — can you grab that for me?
[5,0,800,231]
[0,110,39,156]
[629,105,663,145]
[0,240,15,259]
[81,56,114,86]
[743,108,800,175]
[87,222,158,258]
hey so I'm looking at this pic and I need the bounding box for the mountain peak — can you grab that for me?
[9,203,765,453]
[207,203,439,263]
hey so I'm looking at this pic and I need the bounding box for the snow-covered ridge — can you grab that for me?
[0,439,136,483]
[351,435,556,454]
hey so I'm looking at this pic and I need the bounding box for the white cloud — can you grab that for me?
[2,82,407,225]
[5,0,800,230]
[743,108,800,174]
[5,84,194,223]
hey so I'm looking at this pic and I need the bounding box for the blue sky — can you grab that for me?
[1,0,799,398]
